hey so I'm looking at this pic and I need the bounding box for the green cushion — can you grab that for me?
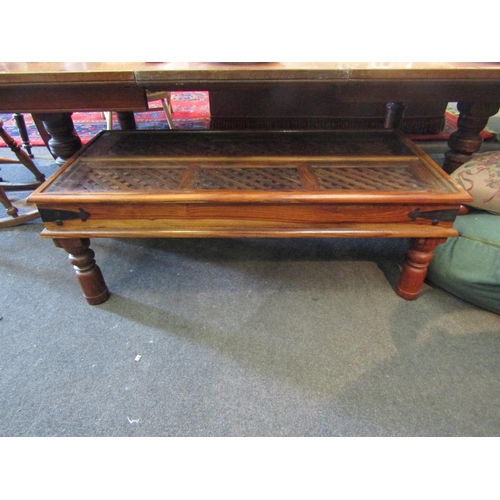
[427,212,500,314]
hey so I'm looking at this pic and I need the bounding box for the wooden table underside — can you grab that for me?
[28,130,471,305]
[1,62,500,171]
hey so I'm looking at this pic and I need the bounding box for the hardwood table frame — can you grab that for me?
[27,129,471,304]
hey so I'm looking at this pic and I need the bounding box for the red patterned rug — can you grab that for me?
[0,91,210,146]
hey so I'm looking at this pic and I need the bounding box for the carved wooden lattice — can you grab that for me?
[41,131,455,195]
[313,165,427,191]
[84,167,185,191]
[195,167,303,190]
[45,162,442,193]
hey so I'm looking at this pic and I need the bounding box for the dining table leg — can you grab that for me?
[443,102,500,173]
[33,112,83,165]
[116,112,137,130]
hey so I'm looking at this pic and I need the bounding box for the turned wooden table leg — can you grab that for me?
[384,102,407,129]
[116,112,137,130]
[397,238,446,300]
[443,102,500,174]
[53,238,110,305]
[33,113,83,165]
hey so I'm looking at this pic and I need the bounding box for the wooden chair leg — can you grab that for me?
[0,117,44,227]
[13,113,34,158]
[103,112,113,130]
[147,91,175,129]
[0,118,46,186]
[0,185,40,228]
[0,185,18,218]
[161,93,175,129]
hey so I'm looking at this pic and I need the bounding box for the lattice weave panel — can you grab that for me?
[84,167,185,191]
[195,168,303,190]
[46,165,186,192]
[313,165,427,191]
[46,163,429,193]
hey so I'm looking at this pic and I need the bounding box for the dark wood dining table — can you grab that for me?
[1,62,500,172]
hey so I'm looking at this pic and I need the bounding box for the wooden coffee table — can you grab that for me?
[28,130,471,305]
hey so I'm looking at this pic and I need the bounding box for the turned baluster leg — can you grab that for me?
[54,238,110,305]
[384,102,407,129]
[397,238,446,300]
[443,102,500,174]
[33,113,83,165]
[13,113,34,158]
[116,112,137,130]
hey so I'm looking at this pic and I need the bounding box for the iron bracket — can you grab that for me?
[408,207,458,226]
[39,208,91,226]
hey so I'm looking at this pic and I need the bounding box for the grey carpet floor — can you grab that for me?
[1,146,499,436]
